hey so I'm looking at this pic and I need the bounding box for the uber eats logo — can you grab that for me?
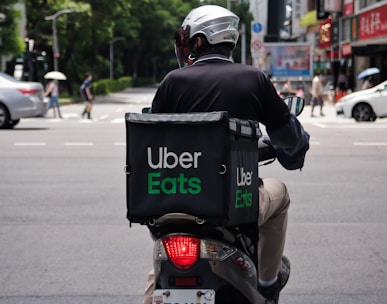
[147,147,202,195]
[145,146,254,209]
[235,167,253,208]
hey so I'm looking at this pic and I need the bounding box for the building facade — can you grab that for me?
[249,0,387,92]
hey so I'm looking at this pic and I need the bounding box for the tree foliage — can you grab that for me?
[0,0,24,56]
[3,0,252,92]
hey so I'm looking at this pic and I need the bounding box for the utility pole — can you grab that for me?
[45,9,77,71]
[109,37,125,79]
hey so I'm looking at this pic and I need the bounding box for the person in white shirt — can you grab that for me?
[310,72,324,117]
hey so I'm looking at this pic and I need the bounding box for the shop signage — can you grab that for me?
[326,50,339,59]
[350,15,358,41]
[359,4,387,40]
[319,18,332,48]
[262,43,312,78]
[324,0,341,12]
[342,43,352,57]
[343,0,354,16]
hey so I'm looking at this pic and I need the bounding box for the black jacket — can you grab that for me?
[151,54,309,170]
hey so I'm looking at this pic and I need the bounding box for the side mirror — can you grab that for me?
[283,96,305,117]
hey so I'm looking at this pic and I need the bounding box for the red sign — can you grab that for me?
[343,0,354,17]
[359,4,387,40]
[342,43,352,57]
[319,18,332,49]
[326,50,339,59]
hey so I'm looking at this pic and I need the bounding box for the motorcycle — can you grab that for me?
[125,96,305,304]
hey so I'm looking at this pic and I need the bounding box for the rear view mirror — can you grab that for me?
[283,96,305,116]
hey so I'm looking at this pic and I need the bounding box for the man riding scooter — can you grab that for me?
[144,5,310,304]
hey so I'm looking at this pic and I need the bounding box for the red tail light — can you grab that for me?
[162,236,200,270]
[18,88,41,95]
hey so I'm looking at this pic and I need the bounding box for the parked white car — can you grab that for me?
[0,72,48,129]
[336,80,387,122]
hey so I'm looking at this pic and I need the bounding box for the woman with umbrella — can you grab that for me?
[361,76,374,90]
[44,78,63,119]
[358,67,380,90]
[44,71,67,119]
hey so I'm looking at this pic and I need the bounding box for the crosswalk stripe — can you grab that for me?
[354,142,387,146]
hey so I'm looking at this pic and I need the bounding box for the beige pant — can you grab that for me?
[143,177,290,304]
[85,101,92,113]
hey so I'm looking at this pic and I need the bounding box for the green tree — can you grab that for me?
[24,0,198,82]
[21,0,252,93]
[0,0,24,59]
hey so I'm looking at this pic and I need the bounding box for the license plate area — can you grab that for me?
[152,289,215,304]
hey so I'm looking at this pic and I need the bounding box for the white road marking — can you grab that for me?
[312,123,387,129]
[354,142,387,146]
[64,142,94,146]
[111,118,125,123]
[14,142,47,146]
[99,114,109,120]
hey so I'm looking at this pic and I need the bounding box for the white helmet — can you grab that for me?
[175,5,240,67]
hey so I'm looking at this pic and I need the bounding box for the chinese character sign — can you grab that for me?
[359,4,387,40]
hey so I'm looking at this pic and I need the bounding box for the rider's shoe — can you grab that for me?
[258,256,291,304]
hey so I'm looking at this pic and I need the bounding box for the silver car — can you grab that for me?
[0,72,48,129]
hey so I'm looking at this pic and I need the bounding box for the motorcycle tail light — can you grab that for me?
[200,239,236,260]
[162,236,200,270]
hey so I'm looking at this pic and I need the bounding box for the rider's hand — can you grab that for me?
[262,135,272,146]
[262,135,307,170]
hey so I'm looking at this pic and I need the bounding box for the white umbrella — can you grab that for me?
[44,71,67,80]
[357,67,380,80]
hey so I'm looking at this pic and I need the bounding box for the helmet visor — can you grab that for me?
[174,26,190,68]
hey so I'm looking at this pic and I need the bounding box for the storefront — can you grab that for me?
[350,2,387,89]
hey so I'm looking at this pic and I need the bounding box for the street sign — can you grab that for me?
[252,22,262,33]
[251,39,263,51]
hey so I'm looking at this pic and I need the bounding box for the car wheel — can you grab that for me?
[9,119,20,127]
[0,103,11,129]
[352,103,375,122]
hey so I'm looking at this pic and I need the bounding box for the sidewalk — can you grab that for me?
[299,103,339,123]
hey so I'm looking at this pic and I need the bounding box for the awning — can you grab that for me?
[300,10,318,27]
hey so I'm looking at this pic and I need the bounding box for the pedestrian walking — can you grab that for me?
[264,51,274,76]
[45,79,63,119]
[310,71,324,117]
[336,69,348,102]
[80,72,93,119]
[282,78,295,96]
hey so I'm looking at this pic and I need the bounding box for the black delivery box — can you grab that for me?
[125,111,261,227]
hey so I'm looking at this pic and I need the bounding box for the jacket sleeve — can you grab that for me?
[266,114,310,170]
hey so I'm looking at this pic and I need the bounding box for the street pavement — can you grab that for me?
[2,88,387,304]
